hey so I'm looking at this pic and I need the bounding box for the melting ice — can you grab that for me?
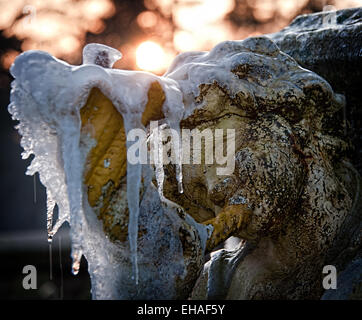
[8,43,185,286]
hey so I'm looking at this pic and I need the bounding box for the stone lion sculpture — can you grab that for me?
[9,34,361,298]
[162,36,362,299]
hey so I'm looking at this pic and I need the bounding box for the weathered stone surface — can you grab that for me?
[268,7,362,174]
[158,32,362,298]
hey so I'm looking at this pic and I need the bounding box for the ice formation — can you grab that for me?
[164,37,332,121]
[8,44,186,288]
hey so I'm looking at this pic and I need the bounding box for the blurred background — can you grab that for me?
[0,0,361,299]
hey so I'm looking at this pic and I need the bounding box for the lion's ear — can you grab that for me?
[302,76,334,109]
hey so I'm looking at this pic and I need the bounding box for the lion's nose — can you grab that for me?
[202,203,252,252]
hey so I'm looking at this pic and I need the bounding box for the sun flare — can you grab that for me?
[136,41,167,73]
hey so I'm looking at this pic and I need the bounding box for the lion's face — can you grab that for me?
[164,109,306,240]
[161,36,342,237]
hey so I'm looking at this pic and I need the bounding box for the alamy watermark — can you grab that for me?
[126,121,236,176]
[322,4,337,27]
[22,265,37,290]
[22,5,37,28]
[322,265,337,290]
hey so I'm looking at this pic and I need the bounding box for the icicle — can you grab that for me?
[49,217,66,238]
[71,248,82,276]
[149,121,161,197]
[155,132,165,199]
[126,163,141,284]
[46,190,56,243]
[59,122,88,277]
[49,242,53,280]
[33,174,37,203]
[169,122,184,194]
[124,115,145,285]
[59,236,64,300]
[160,80,185,195]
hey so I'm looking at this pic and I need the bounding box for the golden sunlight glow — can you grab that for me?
[0,0,115,63]
[173,30,198,52]
[136,41,168,73]
[1,0,362,73]
[171,0,235,52]
[173,0,234,31]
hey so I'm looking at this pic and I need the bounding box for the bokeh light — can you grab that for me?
[136,41,169,72]
[0,0,115,64]
[137,11,158,28]
[0,0,361,78]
